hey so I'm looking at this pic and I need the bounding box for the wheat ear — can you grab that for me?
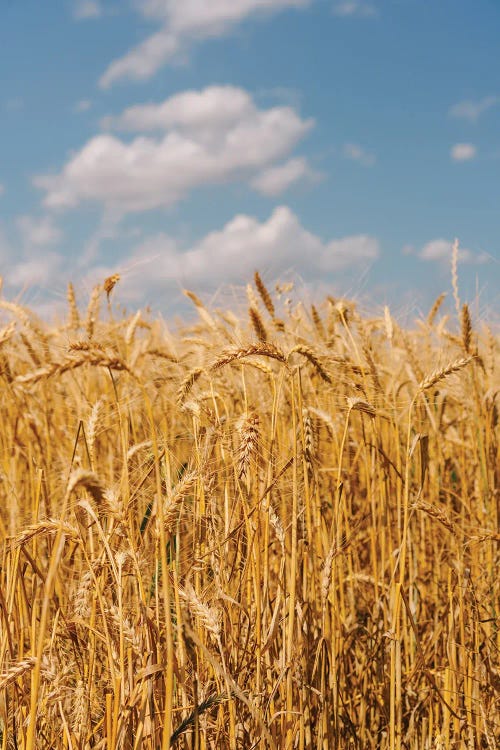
[419,355,475,391]
[254,271,276,318]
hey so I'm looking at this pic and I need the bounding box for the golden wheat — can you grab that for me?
[0,276,498,750]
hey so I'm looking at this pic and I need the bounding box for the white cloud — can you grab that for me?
[35,86,314,213]
[343,142,376,167]
[92,206,379,300]
[449,95,499,122]
[450,143,477,162]
[73,0,102,19]
[99,0,312,87]
[250,157,320,195]
[1,208,380,303]
[101,85,254,132]
[418,239,487,264]
[0,219,64,290]
[74,99,92,113]
[333,2,377,17]
[7,253,64,288]
[16,215,63,248]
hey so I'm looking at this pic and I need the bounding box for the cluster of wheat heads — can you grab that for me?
[0,274,498,750]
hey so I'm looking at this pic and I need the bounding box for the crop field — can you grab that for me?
[0,273,498,749]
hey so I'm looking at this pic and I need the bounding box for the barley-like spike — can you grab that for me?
[254,271,275,318]
[414,500,454,534]
[85,284,101,339]
[237,411,260,480]
[302,407,316,473]
[0,658,37,690]
[211,342,286,370]
[321,543,336,607]
[67,282,80,330]
[461,303,472,354]
[66,468,106,505]
[14,519,80,547]
[427,292,447,327]
[249,306,268,342]
[104,273,120,301]
[180,583,220,638]
[177,367,204,404]
[125,310,141,346]
[311,304,326,340]
[346,397,377,418]
[419,355,475,391]
[288,345,331,383]
[0,321,16,347]
[170,693,230,745]
[183,289,217,330]
[383,305,394,342]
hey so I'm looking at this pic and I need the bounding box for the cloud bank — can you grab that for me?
[88,206,380,301]
[35,86,314,213]
[1,206,379,303]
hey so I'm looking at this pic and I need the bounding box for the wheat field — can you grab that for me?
[0,272,498,749]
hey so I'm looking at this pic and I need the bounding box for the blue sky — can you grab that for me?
[1,0,499,319]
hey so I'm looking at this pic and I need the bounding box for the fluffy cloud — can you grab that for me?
[73,0,102,19]
[93,206,379,300]
[343,143,376,167]
[418,239,487,264]
[0,218,64,290]
[101,85,255,133]
[449,95,498,122]
[333,2,377,17]
[99,0,312,87]
[250,157,320,195]
[7,254,64,288]
[35,86,314,213]
[1,208,379,303]
[16,215,63,248]
[450,143,476,162]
